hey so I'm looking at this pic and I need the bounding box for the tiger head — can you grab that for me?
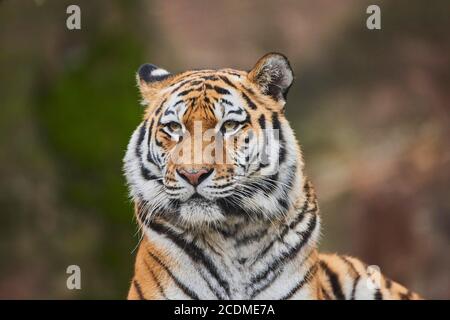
[124,53,305,228]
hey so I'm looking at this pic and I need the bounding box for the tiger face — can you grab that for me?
[124,53,304,228]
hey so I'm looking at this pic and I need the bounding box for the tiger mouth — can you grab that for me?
[189,193,205,201]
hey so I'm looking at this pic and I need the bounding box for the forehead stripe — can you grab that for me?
[227,109,243,115]
[220,98,233,106]
[201,75,219,81]
[242,92,257,110]
[169,79,191,94]
[212,86,230,95]
[189,80,203,86]
[177,88,195,96]
[219,75,237,89]
[222,70,241,77]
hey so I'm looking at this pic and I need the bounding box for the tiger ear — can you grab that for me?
[248,53,294,102]
[136,63,171,97]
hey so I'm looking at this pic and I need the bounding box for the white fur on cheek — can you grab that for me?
[123,123,169,220]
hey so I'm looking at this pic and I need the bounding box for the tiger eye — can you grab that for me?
[168,122,181,132]
[222,120,238,132]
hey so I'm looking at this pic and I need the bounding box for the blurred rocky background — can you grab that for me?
[0,0,448,299]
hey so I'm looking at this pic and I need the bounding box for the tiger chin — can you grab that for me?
[123,53,422,300]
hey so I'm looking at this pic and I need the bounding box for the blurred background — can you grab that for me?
[0,0,449,299]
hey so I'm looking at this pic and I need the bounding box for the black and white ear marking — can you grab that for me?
[137,63,171,84]
[248,53,294,102]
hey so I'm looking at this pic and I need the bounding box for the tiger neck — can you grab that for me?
[142,179,320,272]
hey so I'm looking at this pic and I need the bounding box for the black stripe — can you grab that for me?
[148,119,155,140]
[235,229,268,247]
[201,75,218,81]
[246,86,255,94]
[219,75,237,89]
[213,86,230,95]
[351,275,361,300]
[155,136,164,148]
[220,98,233,106]
[278,198,290,211]
[146,249,199,300]
[242,92,257,110]
[321,286,332,300]
[173,100,184,107]
[340,256,358,274]
[250,249,315,300]
[258,114,266,129]
[319,260,345,300]
[135,124,162,182]
[132,279,146,300]
[249,212,318,286]
[374,288,383,300]
[140,166,159,181]
[248,269,283,299]
[178,88,195,96]
[223,70,241,77]
[170,79,191,95]
[154,98,166,116]
[202,235,223,257]
[271,112,286,163]
[164,109,175,116]
[135,122,147,158]
[251,191,313,267]
[228,109,243,115]
[146,142,160,168]
[340,256,360,300]
[145,151,159,169]
[351,276,361,300]
[385,278,392,289]
[271,112,281,130]
[165,185,184,191]
[189,80,203,86]
[198,270,225,300]
[195,237,226,300]
[149,222,231,297]
[280,263,318,300]
[158,127,172,139]
[144,120,161,169]
[143,261,168,299]
[282,164,297,195]
[257,114,269,168]
[277,194,310,239]
[209,182,234,189]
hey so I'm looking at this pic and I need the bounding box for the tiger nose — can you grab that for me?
[176,168,214,186]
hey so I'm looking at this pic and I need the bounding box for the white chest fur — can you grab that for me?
[144,208,320,300]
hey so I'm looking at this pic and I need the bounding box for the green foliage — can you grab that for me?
[35,32,146,298]
[39,33,142,223]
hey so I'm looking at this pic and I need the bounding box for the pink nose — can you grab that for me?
[177,168,213,186]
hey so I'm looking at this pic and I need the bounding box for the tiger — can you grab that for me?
[123,53,422,300]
